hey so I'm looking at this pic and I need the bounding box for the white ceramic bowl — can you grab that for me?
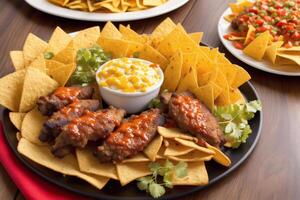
[96,58,164,114]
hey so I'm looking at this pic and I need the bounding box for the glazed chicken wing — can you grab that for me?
[168,92,224,147]
[95,108,165,163]
[39,99,100,143]
[37,86,94,116]
[52,106,126,157]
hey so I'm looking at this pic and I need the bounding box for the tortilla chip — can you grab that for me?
[143,0,163,6]
[47,61,76,86]
[189,32,203,44]
[162,50,183,92]
[218,63,238,86]
[229,88,245,104]
[243,31,270,60]
[52,41,76,64]
[167,150,213,162]
[122,153,151,163]
[143,135,163,161]
[101,22,122,39]
[157,25,198,58]
[10,51,25,70]
[0,70,26,111]
[18,138,109,189]
[47,27,72,54]
[119,24,145,43]
[265,41,284,64]
[177,66,198,93]
[9,112,26,130]
[244,25,255,45]
[157,126,197,141]
[197,71,211,86]
[181,52,198,79]
[16,132,22,141]
[138,44,169,70]
[231,65,251,88]
[163,140,194,156]
[206,143,231,167]
[23,33,48,66]
[116,162,151,186]
[97,37,129,58]
[171,162,208,185]
[19,68,58,112]
[174,138,215,155]
[277,52,300,66]
[73,26,100,50]
[21,107,47,145]
[76,148,118,179]
[27,54,47,73]
[192,83,214,110]
[151,17,176,46]
[278,46,300,52]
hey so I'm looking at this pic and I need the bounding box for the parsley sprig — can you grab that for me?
[137,160,188,198]
[213,100,261,148]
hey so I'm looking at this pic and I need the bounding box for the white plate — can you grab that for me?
[218,7,300,76]
[25,0,189,22]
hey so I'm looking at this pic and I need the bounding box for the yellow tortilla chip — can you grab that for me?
[174,138,215,155]
[116,162,151,186]
[52,41,76,64]
[162,50,183,92]
[157,25,198,58]
[151,17,176,45]
[278,46,300,52]
[229,88,245,104]
[163,140,194,157]
[206,143,231,167]
[143,135,163,161]
[27,54,47,73]
[0,70,26,111]
[218,63,238,86]
[9,112,26,130]
[181,52,198,79]
[73,26,100,49]
[157,126,197,141]
[122,153,151,163]
[10,51,25,70]
[97,37,129,58]
[23,33,48,66]
[101,22,122,39]
[265,41,284,64]
[19,68,58,112]
[18,139,109,189]
[143,0,163,6]
[76,148,118,179]
[192,83,214,110]
[119,24,145,43]
[189,32,203,44]
[48,62,76,86]
[177,66,198,93]
[244,25,255,45]
[171,162,208,185]
[277,52,300,66]
[21,107,47,145]
[231,65,251,88]
[243,31,270,60]
[197,71,211,86]
[167,150,213,162]
[47,27,72,54]
[16,132,22,141]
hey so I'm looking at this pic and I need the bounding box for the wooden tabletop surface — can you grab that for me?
[1,0,300,199]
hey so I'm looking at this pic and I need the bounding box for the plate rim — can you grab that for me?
[218,7,300,77]
[24,0,190,22]
[2,81,263,200]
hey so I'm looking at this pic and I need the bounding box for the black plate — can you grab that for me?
[2,81,262,200]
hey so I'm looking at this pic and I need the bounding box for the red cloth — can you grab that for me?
[0,122,89,200]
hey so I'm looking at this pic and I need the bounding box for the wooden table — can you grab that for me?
[1,0,300,199]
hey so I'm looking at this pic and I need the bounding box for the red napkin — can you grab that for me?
[0,122,89,200]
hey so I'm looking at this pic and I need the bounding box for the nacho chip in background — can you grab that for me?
[23,33,48,66]
[243,31,270,60]
[19,68,58,112]
[265,41,284,64]
[9,112,26,130]
[21,107,47,145]
[10,51,25,71]
[0,69,26,111]
[18,138,109,189]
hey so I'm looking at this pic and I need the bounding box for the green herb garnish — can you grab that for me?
[70,45,111,85]
[137,160,188,198]
[148,98,161,109]
[213,100,261,148]
[44,51,54,59]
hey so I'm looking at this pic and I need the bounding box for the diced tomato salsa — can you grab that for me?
[226,0,300,49]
